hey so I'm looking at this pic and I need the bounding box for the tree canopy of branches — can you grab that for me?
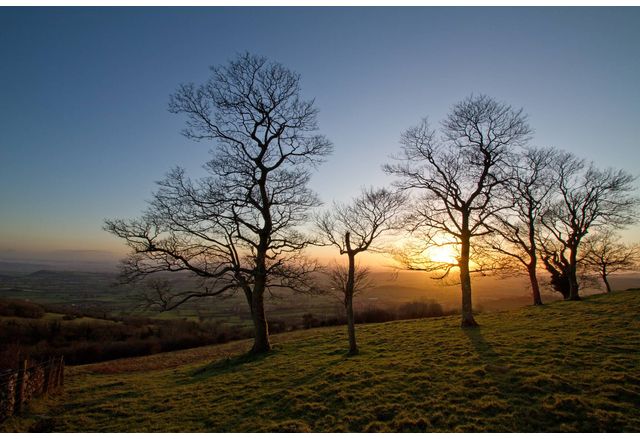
[105,53,333,354]
[485,147,558,305]
[317,187,405,354]
[385,94,532,327]
[539,151,638,301]
[582,230,639,293]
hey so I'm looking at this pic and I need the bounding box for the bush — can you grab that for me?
[299,299,450,331]
[397,300,446,320]
[0,299,45,319]
[302,313,320,329]
[355,307,395,324]
[268,319,287,334]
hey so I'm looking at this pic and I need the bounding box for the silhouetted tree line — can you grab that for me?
[302,300,455,330]
[105,53,639,356]
[0,299,45,319]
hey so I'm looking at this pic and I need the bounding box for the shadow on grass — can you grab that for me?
[463,328,504,369]
[177,342,353,387]
[462,327,542,430]
[185,349,275,382]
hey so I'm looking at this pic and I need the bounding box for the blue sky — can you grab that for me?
[1,7,639,260]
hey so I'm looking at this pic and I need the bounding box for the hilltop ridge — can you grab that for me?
[4,289,640,432]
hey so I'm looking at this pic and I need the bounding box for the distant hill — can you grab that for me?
[0,250,119,273]
[6,289,640,432]
[0,261,55,275]
[0,269,128,312]
[25,270,113,279]
[0,261,118,275]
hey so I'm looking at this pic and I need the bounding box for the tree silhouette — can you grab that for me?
[582,230,639,293]
[385,95,532,327]
[485,147,558,305]
[317,187,405,354]
[105,53,332,354]
[538,236,572,300]
[539,151,638,300]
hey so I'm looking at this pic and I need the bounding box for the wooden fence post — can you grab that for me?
[59,357,64,388]
[57,357,61,388]
[51,359,58,390]
[14,359,28,414]
[43,358,53,394]
[52,356,63,390]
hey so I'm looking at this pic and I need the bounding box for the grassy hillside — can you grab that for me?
[4,290,640,432]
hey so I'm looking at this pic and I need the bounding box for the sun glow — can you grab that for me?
[427,245,459,265]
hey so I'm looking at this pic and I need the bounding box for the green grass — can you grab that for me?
[4,290,640,432]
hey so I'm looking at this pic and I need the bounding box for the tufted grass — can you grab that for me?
[3,289,640,432]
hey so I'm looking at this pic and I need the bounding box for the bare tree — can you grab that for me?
[385,95,532,327]
[326,262,374,299]
[582,230,639,293]
[539,151,638,301]
[485,147,558,305]
[316,187,405,354]
[105,53,332,354]
[538,233,572,300]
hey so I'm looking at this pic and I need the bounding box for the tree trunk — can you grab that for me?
[459,230,478,327]
[250,275,271,354]
[527,260,543,306]
[345,234,358,355]
[345,292,357,355]
[527,218,542,306]
[567,245,581,301]
[251,171,272,354]
[602,267,612,293]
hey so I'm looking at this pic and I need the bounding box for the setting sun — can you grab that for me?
[427,245,459,265]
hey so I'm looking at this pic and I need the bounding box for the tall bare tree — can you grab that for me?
[317,187,405,354]
[582,230,639,293]
[385,95,532,327]
[539,152,638,300]
[485,147,558,305]
[105,53,333,354]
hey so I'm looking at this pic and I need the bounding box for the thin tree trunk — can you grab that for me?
[345,292,357,355]
[602,268,612,293]
[459,231,478,327]
[527,226,543,305]
[528,261,543,306]
[602,276,612,293]
[345,235,358,355]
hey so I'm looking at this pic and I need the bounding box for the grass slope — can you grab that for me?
[4,290,640,432]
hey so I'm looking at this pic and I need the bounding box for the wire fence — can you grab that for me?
[0,356,64,423]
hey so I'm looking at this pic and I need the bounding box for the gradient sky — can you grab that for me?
[1,7,639,263]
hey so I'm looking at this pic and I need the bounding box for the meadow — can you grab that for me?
[3,289,639,432]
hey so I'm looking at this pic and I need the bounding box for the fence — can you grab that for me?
[0,356,64,423]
